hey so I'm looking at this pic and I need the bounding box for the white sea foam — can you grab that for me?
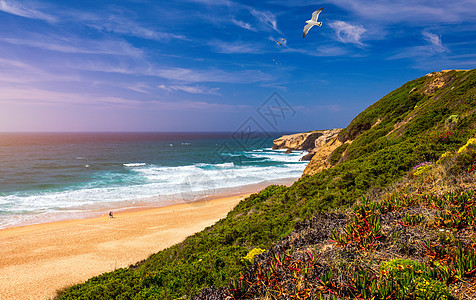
[249,151,306,162]
[123,163,147,167]
[0,148,308,228]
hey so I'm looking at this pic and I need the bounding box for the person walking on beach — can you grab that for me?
[109,211,114,218]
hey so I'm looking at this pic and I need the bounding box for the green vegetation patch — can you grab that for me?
[329,143,348,165]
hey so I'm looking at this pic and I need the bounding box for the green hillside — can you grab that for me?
[57,69,476,299]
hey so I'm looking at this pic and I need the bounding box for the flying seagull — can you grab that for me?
[275,38,286,46]
[303,7,324,38]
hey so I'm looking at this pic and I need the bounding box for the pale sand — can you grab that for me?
[0,194,249,300]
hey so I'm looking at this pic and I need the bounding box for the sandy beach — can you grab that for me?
[0,194,249,300]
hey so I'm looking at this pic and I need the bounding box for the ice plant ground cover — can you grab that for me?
[216,190,476,299]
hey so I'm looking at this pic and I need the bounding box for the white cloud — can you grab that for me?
[0,35,143,57]
[148,100,251,112]
[422,32,447,53]
[85,15,187,42]
[250,9,282,34]
[0,57,41,73]
[158,84,221,95]
[390,31,449,60]
[0,0,55,22]
[231,18,255,31]
[0,57,80,83]
[290,0,476,25]
[70,61,275,84]
[329,21,367,46]
[0,86,142,107]
[127,83,152,94]
[208,40,262,54]
[154,67,274,83]
[295,104,343,113]
[273,0,476,42]
[284,45,349,57]
[185,0,232,6]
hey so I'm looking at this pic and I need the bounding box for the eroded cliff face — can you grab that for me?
[273,129,342,151]
[423,69,467,95]
[272,131,323,151]
[302,137,344,176]
[272,129,342,171]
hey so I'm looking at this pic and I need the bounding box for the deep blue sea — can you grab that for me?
[0,132,308,228]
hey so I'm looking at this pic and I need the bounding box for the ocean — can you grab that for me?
[0,132,308,229]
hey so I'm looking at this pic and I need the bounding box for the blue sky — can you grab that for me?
[0,0,475,132]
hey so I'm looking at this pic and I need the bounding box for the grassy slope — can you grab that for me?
[220,138,476,299]
[57,70,476,299]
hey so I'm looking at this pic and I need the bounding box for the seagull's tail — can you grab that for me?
[317,22,322,27]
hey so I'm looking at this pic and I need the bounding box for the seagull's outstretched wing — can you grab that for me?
[303,23,314,38]
[311,7,324,21]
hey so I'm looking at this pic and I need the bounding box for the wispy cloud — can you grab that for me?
[329,21,367,46]
[185,0,232,6]
[271,0,476,32]
[0,0,55,22]
[422,32,447,53]
[70,61,276,84]
[0,86,142,107]
[158,84,221,95]
[148,100,251,112]
[0,35,143,57]
[153,67,274,83]
[208,40,262,54]
[0,57,80,83]
[250,8,282,34]
[390,31,449,60]
[0,57,41,73]
[126,83,152,94]
[409,54,476,70]
[0,83,245,112]
[295,104,343,113]
[324,0,476,24]
[284,45,349,57]
[85,14,187,42]
[231,18,255,31]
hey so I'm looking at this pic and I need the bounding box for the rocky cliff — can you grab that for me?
[273,69,469,176]
[302,137,345,176]
[272,129,341,161]
[273,131,323,151]
[302,69,473,176]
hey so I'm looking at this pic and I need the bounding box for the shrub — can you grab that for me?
[457,138,476,153]
[380,259,452,300]
[242,248,265,264]
[445,114,459,128]
[329,143,349,165]
[413,162,434,176]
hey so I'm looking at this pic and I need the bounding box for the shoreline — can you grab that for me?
[0,177,298,231]
[0,179,297,300]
